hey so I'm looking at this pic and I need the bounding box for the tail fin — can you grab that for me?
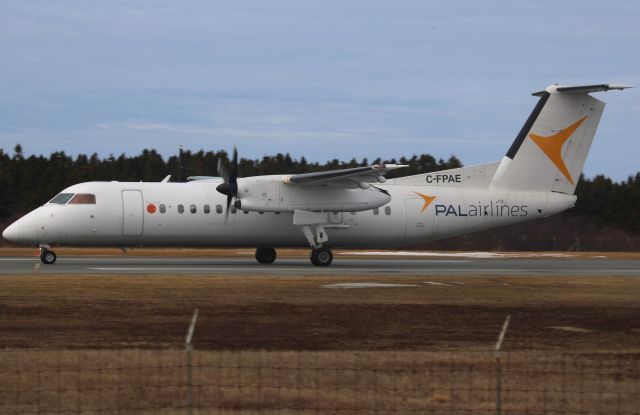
[491,84,630,194]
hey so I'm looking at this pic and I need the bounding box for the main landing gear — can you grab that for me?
[296,214,335,267]
[255,247,277,264]
[254,245,334,267]
[310,246,333,267]
[39,246,57,264]
[258,210,338,267]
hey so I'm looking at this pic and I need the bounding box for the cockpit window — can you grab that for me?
[68,193,96,204]
[48,193,75,204]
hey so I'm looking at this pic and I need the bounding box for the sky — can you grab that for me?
[1,1,638,180]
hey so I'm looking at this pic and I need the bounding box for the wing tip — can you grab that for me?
[373,164,409,170]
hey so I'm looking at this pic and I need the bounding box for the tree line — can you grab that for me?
[1,144,639,250]
[0,145,461,221]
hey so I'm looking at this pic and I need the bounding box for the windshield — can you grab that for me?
[68,193,96,204]
[48,193,75,204]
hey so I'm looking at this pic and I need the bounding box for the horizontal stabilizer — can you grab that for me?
[533,83,632,96]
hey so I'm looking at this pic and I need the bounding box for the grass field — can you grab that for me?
[2,250,640,413]
[2,348,638,414]
[1,273,639,351]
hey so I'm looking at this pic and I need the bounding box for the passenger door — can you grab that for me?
[122,190,143,236]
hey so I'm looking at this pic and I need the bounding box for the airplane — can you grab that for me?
[2,83,630,266]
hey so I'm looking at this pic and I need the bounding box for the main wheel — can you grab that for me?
[40,250,57,265]
[255,247,277,264]
[310,247,333,267]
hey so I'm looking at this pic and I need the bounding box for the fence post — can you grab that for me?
[494,315,510,415]
[185,308,199,415]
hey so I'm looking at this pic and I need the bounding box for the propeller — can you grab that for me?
[178,145,185,182]
[216,146,239,218]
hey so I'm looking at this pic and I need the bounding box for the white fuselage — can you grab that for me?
[4,178,576,248]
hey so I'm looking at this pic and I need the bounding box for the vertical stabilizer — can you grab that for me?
[491,84,629,194]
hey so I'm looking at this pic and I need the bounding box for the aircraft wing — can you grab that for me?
[283,164,407,187]
[187,176,224,182]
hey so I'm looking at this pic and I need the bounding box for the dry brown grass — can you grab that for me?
[2,267,640,413]
[0,349,637,414]
[1,274,640,351]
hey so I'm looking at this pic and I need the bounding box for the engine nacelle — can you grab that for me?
[235,175,391,213]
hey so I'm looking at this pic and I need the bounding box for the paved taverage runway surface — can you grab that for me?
[1,255,640,275]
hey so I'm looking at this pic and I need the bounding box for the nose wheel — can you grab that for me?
[310,247,333,267]
[255,247,277,264]
[40,249,57,265]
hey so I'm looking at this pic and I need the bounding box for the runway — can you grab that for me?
[1,255,640,275]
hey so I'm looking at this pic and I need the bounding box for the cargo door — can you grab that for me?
[122,190,143,235]
[404,198,434,238]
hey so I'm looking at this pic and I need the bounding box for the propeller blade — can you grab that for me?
[230,146,238,183]
[225,194,233,220]
[215,145,240,223]
[217,158,228,181]
[178,146,185,182]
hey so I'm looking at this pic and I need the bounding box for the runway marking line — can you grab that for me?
[321,282,419,289]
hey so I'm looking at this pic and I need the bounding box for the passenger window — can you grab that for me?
[216,205,223,214]
[373,208,379,215]
[190,204,197,214]
[259,212,264,215]
[204,204,210,214]
[178,204,184,214]
[48,193,75,204]
[385,206,391,215]
[231,206,237,214]
[159,204,166,214]
[350,212,356,215]
[243,210,249,214]
[68,193,96,204]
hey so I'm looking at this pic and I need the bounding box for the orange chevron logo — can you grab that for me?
[528,117,588,185]
[414,192,436,212]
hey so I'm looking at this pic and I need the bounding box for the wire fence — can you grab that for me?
[1,349,639,414]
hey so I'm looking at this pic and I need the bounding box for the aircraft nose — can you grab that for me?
[2,221,20,242]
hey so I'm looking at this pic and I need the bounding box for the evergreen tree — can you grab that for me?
[1,145,638,247]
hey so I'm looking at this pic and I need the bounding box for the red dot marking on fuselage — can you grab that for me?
[147,204,157,214]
